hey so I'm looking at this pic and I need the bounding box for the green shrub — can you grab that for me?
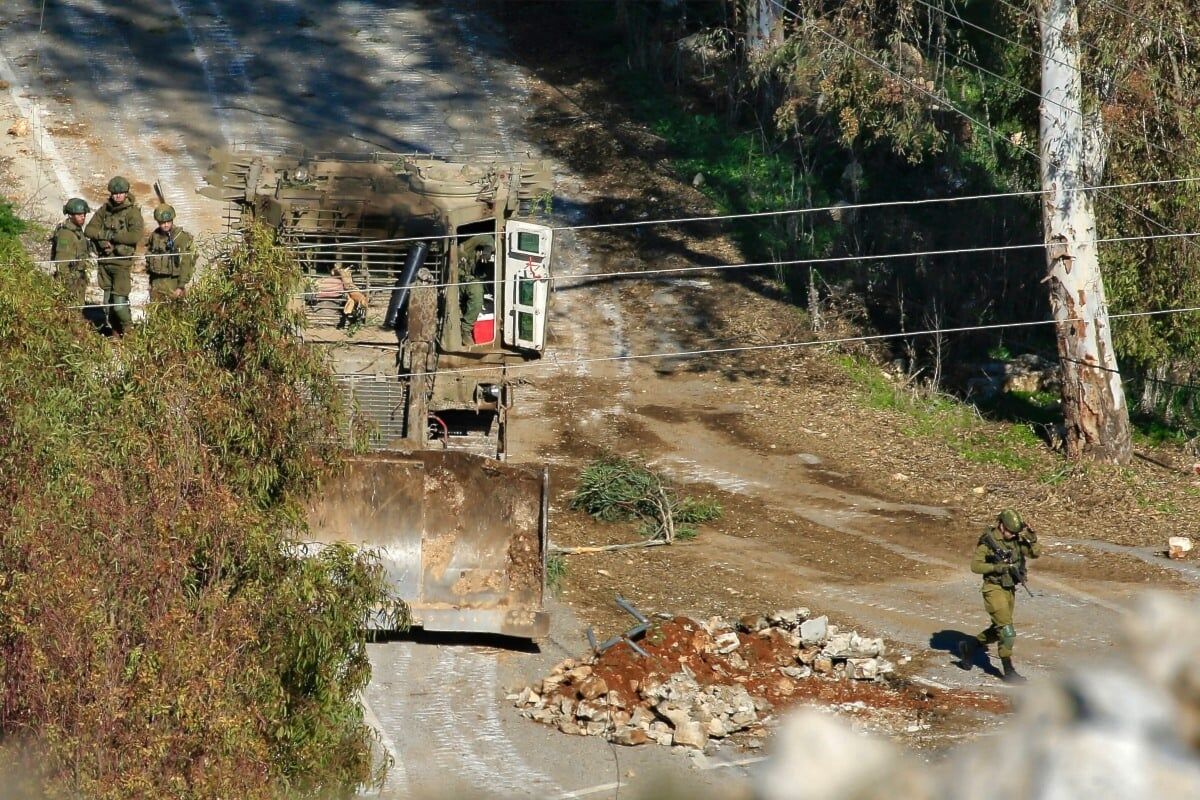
[0,226,398,799]
[571,456,722,542]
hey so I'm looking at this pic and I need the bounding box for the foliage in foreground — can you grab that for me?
[0,226,397,798]
[571,456,722,542]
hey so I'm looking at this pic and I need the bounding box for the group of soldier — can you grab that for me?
[50,176,195,335]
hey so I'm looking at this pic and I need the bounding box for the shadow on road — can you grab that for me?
[370,627,542,654]
[930,628,1003,678]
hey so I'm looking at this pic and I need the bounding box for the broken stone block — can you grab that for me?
[712,631,741,654]
[1169,536,1193,559]
[578,675,609,700]
[559,697,576,718]
[605,690,626,708]
[630,706,655,729]
[654,731,674,746]
[728,651,749,670]
[611,709,632,727]
[800,615,829,646]
[575,700,603,720]
[822,632,853,658]
[566,665,594,682]
[673,720,709,749]
[531,707,558,724]
[515,687,540,707]
[551,658,577,675]
[782,665,811,680]
[848,632,885,658]
[584,720,608,736]
[739,613,769,632]
[611,726,650,746]
[796,648,818,666]
[814,656,834,675]
[769,608,810,629]
[7,119,30,137]
[558,719,582,736]
[849,658,879,681]
[772,676,797,696]
[730,709,757,727]
[706,717,729,738]
[541,675,566,695]
[655,702,694,730]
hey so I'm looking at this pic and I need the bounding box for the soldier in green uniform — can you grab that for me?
[959,508,1042,683]
[84,176,144,334]
[457,233,495,345]
[145,204,195,301]
[50,198,92,305]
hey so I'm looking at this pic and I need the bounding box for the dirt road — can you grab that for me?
[3,1,1197,797]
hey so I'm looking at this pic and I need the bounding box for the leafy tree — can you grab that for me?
[0,226,399,798]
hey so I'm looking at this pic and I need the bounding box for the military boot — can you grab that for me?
[1000,657,1027,684]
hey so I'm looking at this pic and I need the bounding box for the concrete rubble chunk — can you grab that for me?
[672,720,709,749]
[565,665,593,682]
[630,706,654,730]
[611,726,650,746]
[739,613,769,632]
[782,665,812,680]
[578,675,609,700]
[706,716,729,738]
[712,631,741,654]
[849,658,879,681]
[1168,536,1193,559]
[800,615,829,645]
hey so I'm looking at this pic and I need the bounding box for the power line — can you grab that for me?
[394,303,1200,381]
[60,228,1200,310]
[30,175,1200,268]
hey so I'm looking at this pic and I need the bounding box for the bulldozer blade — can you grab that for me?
[307,450,549,639]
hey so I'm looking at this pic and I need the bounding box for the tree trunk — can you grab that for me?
[1040,0,1131,463]
[745,0,783,55]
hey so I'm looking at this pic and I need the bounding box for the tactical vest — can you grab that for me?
[980,528,1026,589]
[51,223,87,267]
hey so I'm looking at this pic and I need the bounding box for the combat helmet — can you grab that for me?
[63,198,90,215]
[998,508,1023,533]
[153,204,176,223]
[107,175,131,194]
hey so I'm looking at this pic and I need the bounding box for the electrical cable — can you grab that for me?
[31,174,1200,268]
[385,303,1200,381]
[61,228,1200,310]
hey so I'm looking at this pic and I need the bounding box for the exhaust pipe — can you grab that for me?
[384,240,429,330]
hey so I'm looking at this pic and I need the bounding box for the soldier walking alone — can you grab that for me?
[146,204,195,301]
[50,198,93,306]
[959,508,1041,683]
[84,176,144,334]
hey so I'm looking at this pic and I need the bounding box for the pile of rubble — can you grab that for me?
[513,609,896,750]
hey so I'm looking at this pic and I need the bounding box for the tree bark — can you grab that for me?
[745,0,783,55]
[1040,0,1132,463]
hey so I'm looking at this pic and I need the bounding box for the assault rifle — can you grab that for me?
[981,527,1034,597]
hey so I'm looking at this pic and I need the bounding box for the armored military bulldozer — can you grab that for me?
[201,148,555,638]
